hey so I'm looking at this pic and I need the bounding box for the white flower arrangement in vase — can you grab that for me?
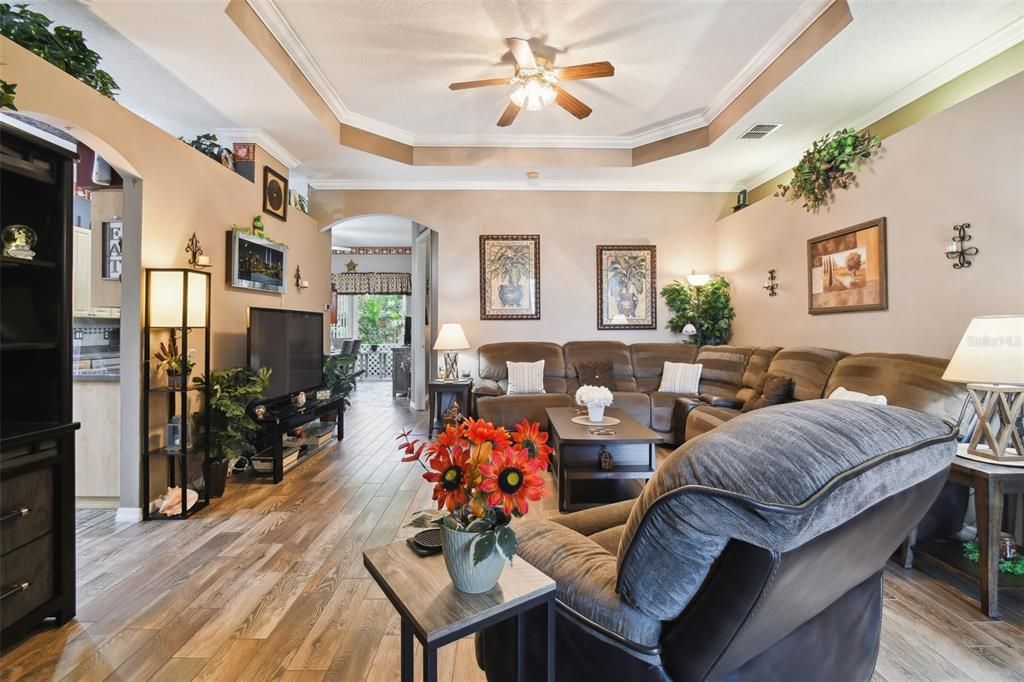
[575,385,614,423]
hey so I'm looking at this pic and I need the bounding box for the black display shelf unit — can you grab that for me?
[0,124,80,647]
[250,394,345,483]
[142,269,211,520]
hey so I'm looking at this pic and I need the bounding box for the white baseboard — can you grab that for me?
[115,507,143,523]
[75,496,118,509]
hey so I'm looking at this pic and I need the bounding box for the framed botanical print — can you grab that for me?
[262,166,288,221]
[479,235,540,320]
[807,217,888,315]
[597,245,657,330]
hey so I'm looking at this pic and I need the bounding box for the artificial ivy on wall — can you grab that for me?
[775,127,882,212]
[0,3,119,109]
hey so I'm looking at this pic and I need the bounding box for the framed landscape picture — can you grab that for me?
[807,217,888,315]
[596,245,657,330]
[479,235,540,320]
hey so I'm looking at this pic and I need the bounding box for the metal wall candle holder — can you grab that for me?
[185,232,211,268]
[945,223,978,269]
[762,269,779,297]
[294,265,309,290]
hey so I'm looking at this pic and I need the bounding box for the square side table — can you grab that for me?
[363,541,556,682]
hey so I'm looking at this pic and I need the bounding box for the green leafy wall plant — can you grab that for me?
[775,127,882,212]
[0,3,119,99]
[0,77,16,109]
[179,133,228,162]
[661,277,735,346]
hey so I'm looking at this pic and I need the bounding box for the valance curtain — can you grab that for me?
[331,272,412,295]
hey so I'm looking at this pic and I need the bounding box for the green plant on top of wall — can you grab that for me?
[661,277,735,346]
[775,127,882,212]
[0,78,16,109]
[0,3,119,101]
[179,133,229,162]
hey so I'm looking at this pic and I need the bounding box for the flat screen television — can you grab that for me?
[247,308,323,400]
[229,230,288,293]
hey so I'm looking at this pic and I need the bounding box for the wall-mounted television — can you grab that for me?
[229,230,288,293]
[247,307,323,400]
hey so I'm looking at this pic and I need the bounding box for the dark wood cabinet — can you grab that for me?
[0,124,80,647]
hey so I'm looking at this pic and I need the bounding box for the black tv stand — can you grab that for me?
[252,394,345,483]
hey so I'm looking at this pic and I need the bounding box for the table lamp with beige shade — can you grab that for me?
[433,323,470,381]
[942,316,1024,462]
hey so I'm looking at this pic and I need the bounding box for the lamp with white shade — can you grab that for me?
[943,315,1024,462]
[433,323,470,381]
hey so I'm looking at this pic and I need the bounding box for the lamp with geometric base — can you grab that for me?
[433,323,470,381]
[942,316,1024,463]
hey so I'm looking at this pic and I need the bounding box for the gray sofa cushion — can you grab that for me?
[616,401,956,621]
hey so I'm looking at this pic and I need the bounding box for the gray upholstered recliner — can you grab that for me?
[477,401,957,681]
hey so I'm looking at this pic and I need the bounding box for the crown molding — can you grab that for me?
[246,0,831,150]
[741,17,1024,191]
[214,127,301,169]
[308,178,737,193]
[246,0,416,146]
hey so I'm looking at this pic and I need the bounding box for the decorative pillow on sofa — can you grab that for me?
[659,362,702,394]
[828,386,887,405]
[506,360,546,394]
[575,360,617,391]
[741,373,793,412]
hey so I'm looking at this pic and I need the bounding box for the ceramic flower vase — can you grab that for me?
[588,404,606,423]
[440,525,507,593]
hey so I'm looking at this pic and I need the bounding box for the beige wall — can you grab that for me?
[715,73,1024,358]
[0,38,332,369]
[310,190,731,368]
[332,253,412,274]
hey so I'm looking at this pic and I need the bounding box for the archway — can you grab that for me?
[324,214,439,411]
[3,111,145,521]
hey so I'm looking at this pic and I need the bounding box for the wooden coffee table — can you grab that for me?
[546,407,662,512]
[363,541,556,682]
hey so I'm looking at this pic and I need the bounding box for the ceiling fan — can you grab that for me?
[449,38,615,127]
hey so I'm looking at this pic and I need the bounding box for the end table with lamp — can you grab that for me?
[905,315,1024,617]
[433,322,470,381]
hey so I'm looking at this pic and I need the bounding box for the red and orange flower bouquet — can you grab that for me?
[399,418,551,591]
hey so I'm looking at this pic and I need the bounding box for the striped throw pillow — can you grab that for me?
[506,360,546,395]
[659,362,702,394]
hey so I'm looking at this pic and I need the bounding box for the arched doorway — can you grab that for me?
[2,111,145,520]
[322,214,439,411]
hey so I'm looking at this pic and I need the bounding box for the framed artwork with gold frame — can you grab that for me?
[807,218,887,315]
[479,235,540,320]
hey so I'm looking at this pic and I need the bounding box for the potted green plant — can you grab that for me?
[321,354,363,423]
[192,367,271,497]
[153,337,195,389]
[486,243,534,307]
[660,277,735,346]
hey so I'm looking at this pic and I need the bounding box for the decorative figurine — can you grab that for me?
[2,224,37,260]
[442,400,462,429]
[252,215,266,238]
[292,391,306,408]
[598,445,614,471]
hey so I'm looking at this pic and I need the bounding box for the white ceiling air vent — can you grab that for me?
[739,123,782,140]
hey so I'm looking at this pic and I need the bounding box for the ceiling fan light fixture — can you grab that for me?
[509,72,557,111]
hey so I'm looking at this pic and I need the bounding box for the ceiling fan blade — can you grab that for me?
[506,37,537,70]
[449,78,510,91]
[555,87,592,119]
[556,61,615,81]
[496,101,521,127]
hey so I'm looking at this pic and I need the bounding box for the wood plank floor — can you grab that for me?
[4,380,1024,681]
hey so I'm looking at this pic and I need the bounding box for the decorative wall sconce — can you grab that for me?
[945,223,978,269]
[762,269,779,297]
[185,232,211,268]
[294,265,309,290]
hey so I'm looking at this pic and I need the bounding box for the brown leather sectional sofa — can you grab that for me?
[473,340,966,443]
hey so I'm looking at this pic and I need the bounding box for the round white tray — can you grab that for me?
[571,415,622,427]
